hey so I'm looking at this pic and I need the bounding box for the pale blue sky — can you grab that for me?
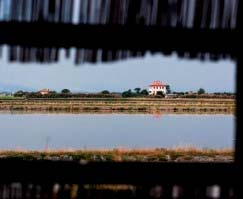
[0,47,236,93]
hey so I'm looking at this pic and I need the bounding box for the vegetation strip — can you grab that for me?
[0,98,235,114]
[0,148,233,162]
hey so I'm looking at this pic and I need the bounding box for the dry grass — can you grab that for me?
[0,98,235,114]
[0,147,234,162]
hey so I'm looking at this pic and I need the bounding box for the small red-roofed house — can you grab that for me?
[39,89,50,95]
[148,81,167,95]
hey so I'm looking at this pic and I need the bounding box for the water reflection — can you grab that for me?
[0,113,234,150]
[152,112,163,119]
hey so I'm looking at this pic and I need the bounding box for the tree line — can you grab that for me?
[13,89,119,98]
[12,87,235,99]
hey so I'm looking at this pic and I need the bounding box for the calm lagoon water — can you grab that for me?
[0,113,234,150]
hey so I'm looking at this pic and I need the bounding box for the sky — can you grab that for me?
[0,46,236,93]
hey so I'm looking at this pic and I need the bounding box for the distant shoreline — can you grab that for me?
[0,98,235,114]
[0,148,233,162]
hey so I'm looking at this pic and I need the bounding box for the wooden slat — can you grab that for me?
[0,22,238,58]
[0,160,239,185]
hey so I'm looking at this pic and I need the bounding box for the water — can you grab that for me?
[0,113,234,150]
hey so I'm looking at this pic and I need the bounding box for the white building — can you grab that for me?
[38,89,50,95]
[148,81,167,95]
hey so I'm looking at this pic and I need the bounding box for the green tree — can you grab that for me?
[165,85,171,94]
[156,91,165,97]
[134,88,141,94]
[140,89,149,96]
[122,89,133,97]
[101,90,110,94]
[61,89,71,94]
[14,90,25,97]
[198,88,205,94]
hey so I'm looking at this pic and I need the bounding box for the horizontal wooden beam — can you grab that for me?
[0,160,239,185]
[0,22,239,58]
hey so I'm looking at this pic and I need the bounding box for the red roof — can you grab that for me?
[39,89,50,92]
[149,81,165,87]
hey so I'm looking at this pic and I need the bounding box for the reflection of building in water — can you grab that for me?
[152,112,163,119]
[149,81,167,95]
